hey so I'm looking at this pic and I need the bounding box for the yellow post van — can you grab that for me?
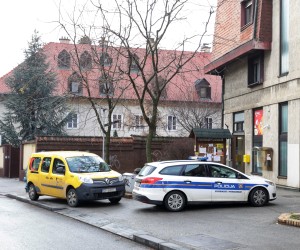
[26,151,125,207]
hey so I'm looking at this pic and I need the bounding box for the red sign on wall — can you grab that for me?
[254,109,263,135]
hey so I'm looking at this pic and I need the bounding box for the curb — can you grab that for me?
[5,193,188,250]
[278,213,300,227]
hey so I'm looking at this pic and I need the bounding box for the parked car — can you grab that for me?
[132,160,276,212]
[26,151,125,207]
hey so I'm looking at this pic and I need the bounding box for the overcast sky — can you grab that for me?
[0,0,216,78]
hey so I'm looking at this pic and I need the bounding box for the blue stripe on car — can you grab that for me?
[140,181,268,190]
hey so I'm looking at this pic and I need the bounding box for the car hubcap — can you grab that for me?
[68,191,76,205]
[29,186,35,198]
[168,194,183,210]
[253,190,266,205]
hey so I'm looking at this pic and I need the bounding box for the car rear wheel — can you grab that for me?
[164,191,186,212]
[109,197,121,204]
[249,187,268,207]
[28,184,39,201]
[67,188,79,207]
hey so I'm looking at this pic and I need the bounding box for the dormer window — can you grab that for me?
[68,72,82,94]
[58,50,70,69]
[99,76,114,96]
[195,78,211,99]
[79,51,92,70]
[129,54,139,73]
[100,52,112,66]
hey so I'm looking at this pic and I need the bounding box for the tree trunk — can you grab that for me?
[146,125,156,162]
[104,131,110,164]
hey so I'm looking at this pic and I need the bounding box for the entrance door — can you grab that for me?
[232,135,245,173]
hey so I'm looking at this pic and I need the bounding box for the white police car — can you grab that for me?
[132,160,276,212]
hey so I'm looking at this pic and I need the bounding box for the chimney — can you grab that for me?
[201,43,211,52]
[59,37,70,44]
[99,37,108,47]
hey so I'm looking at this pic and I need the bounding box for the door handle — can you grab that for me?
[184,180,191,184]
[215,181,222,184]
[50,177,53,180]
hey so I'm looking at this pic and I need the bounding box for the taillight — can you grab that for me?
[141,177,163,184]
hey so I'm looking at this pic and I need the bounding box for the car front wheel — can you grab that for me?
[249,187,268,207]
[28,184,39,201]
[164,191,186,212]
[67,188,79,207]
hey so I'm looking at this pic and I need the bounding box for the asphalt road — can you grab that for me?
[2,178,300,250]
[0,195,151,250]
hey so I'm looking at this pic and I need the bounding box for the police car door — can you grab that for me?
[208,163,246,202]
[182,163,211,202]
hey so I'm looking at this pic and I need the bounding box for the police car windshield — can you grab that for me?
[66,156,110,173]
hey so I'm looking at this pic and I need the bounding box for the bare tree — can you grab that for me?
[96,0,215,161]
[57,11,131,162]
[56,0,215,162]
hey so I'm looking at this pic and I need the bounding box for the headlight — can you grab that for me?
[118,175,124,182]
[78,176,93,184]
[265,180,275,186]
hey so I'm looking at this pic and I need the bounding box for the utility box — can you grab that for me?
[123,173,136,193]
[252,147,273,172]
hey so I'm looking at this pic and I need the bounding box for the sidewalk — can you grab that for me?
[0,177,188,250]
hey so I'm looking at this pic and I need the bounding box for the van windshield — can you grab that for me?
[66,156,110,173]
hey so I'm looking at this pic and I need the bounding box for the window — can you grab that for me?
[279,103,288,177]
[134,115,144,130]
[41,157,51,173]
[100,52,112,66]
[208,164,239,179]
[233,112,244,132]
[160,166,183,176]
[58,50,70,69]
[99,76,114,96]
[129,54,139,73]
[248,53,264,87]
[68,73,82,94]
[167,116,177,131]
[67,113,78,129]
[52,159,65,175]
[112,114,122,130]
[183,164,207,177]
[280,0,289,75]
[206,117,213,129]
[79,51,92,70]
[195,78,211,99]
[29,157,41,171]
[241,0,253,27]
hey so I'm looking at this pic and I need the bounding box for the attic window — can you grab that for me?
[68,72,82,94]
[99,76,114,96]
[100,52,112,66]
[80,51,92,70]
[128,54,139,73]
[195,79,211,99]
[241,0,253,27]
[58,50,70,69]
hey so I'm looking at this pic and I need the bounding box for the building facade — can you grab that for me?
[206,0,300,189]
[0,39,222,140]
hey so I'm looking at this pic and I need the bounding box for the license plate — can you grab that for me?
[102,188,116,193]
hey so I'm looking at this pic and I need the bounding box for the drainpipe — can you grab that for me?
[253,0,259,39]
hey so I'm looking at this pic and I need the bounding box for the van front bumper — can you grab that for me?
[76,182,125,201]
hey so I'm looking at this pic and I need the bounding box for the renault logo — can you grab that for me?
[105,178,112,185]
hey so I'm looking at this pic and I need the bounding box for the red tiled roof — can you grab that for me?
[0,42,222,103]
